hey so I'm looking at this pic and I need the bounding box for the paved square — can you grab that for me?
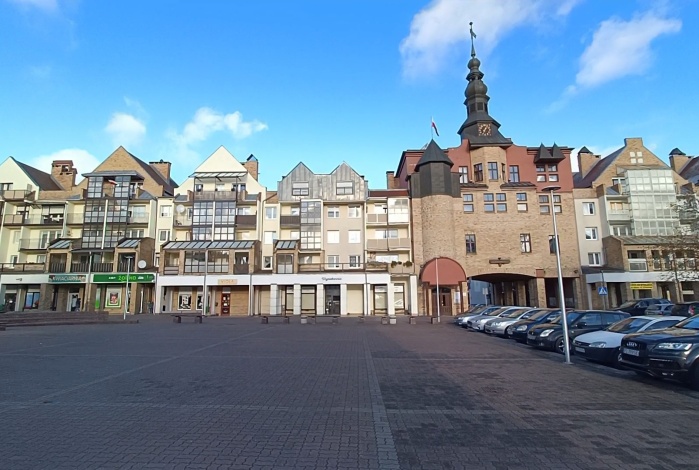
[2,316,699,469]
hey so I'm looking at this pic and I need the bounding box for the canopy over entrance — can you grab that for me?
[420,257,466,287]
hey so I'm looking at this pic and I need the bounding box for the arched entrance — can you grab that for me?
[420,257,467,316]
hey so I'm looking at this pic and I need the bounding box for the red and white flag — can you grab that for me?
[431,118,440,137]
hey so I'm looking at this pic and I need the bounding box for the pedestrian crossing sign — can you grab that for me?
[598,286,608,296]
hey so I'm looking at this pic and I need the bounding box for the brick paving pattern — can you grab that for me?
[1,316,699,469]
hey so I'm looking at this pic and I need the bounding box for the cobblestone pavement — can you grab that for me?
[2,316,699,470]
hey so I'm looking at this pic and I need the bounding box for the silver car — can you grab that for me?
[467,306,528,331]
[456,306,502,327]
[484,308,548,337]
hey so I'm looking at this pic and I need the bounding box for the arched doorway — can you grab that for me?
[420,257,467,316]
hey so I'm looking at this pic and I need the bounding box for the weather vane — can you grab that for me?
[469,21,477,58]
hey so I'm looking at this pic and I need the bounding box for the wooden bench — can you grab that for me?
[304,314,340,324]
[171,313,203,324]
[261,315,290,324]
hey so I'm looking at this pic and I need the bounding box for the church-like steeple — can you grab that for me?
[457,22,512,148]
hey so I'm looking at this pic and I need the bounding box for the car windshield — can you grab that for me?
[527,310,555,321]
[606,317,652,333]
[674,317,699,330]
[618,300,637,309]
[521,309,543,319]
[550,311,584,325]
[504,309,526,318]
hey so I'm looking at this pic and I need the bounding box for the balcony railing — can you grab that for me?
[628,260,648,272]
[4,214,65,225]
[49,262,67,273]
[70,262,114,273]
[174,214,192,226]
[234,263,250,274]
[296,262,389,273]
[163,266,179,275]
[66,213,85,224]
[366,213,387,224]
[128,214,150,224]
[193,190,257,202]
[607,210,631,221]
[280,215,300,227]
[0,263,45,272]
[366,238,411,250]
[19,238,54,250]
[235,214,257,227]
[3,214,27,225]
[1,189,35,201]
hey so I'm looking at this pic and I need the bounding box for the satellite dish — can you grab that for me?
[176,204,185,214]
[137,260,147,269]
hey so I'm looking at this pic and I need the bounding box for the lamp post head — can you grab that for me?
[542,185,561,193]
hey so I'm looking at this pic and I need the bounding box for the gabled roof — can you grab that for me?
[533,144,565,163]
[573,147,623,188]
[679,157,699,183]
[415,140,453,171]
[579,146,592,154]
[117,147,177,195]
[14,158,63,191]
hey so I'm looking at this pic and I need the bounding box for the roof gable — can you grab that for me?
[194,146,248,174]
[415,140,453,171]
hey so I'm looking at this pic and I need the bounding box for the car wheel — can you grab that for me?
[504,326,512,338]
[555,337,565,354]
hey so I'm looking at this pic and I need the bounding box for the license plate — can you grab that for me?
[575,347,585,353]
[623,348,640,356]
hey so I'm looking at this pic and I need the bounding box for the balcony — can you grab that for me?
[628,259,648,272]
[280,215,300,227]
[19,238,53,250]
[0,263,45,272]
[297,262,388,273]
[174,214,192,227]
[128,213,150,224]
[5,214,65,225]
[366,238,411,250]
[49,262,67,273]
[66,213,85,225]
[235,214,257,227]
[366,213,387,224]
[70,262,114,273]
[607,210,631,222]
[162,266,179,275]
[193,190,257,202]
[1,189,35,201]
[234,263,250,274]
[3,214,27,225]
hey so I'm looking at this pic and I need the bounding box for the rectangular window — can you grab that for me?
[349,255,361,268]
[459,166,469,184]
[501,163,506,181]
[536,165,546,172]
[474,164,483,182]
[301,286,316,312]
[536,175,546,182]
[520,233,532,253]
[549,235,558,254]
[292,182,309,196]
[277,254,294,274]
[497,203,507,212]
[548,174,559,182]
[484,193,494,202]
[348,230,361,244]
[265,206,277,219]
[465,234,477,253]
[463,204,474,213]
[539,195,549,204]
[158,230,170,242]
[585,227,598,240]
[484,203,495,212]
[516,193,527,201]
[327,255,340,269]
[588,252,602,266]
[517,203,528,212]
[583,202,595,215]
[496,193,506,201]
[264,231,277,245]
[463,194,474,212]
[327,206,340,218]
[160,205,172,217]
[327,230,340,244]
[509,165,520,183]
[463,194,473,201]
[547,164,558,172]
[290,230,300,240]
[10,255,18,264]
[263,256,272,269]
[336,181,354,195]
[487,162,498,180]
[374,285,388,312]
[290,206,300,216]
[540,205,550,214]
[348,205,361,218]
[376,229,399,239]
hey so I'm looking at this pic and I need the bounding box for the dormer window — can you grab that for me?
[292,182,309,196]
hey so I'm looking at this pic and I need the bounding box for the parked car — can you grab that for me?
[454,306,502,326]
[619,315,699,388]
[616,298,671,316]
[484,308,547,337]
[527,310,630,354]
[645,303,676,316]
[669,302,699,318]
[573,315,684,367]
[510,309,562,343]
[467,306,528,331]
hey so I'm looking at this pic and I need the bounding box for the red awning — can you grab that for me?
[420,257,466,287]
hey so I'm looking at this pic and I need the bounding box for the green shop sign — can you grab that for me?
[49,274,87,284]
[92,273,155,283]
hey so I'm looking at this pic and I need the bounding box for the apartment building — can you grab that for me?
[389,44,582,315]
[576,139,698,308]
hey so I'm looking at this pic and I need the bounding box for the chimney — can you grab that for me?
[386,171,396,189]
[669,148,691,173]
[149,159,172,182]
[243,154,259,180]
[577,147,599,179]
[51,160,77,190]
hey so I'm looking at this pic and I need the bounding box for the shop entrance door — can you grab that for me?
[4,293,16,311]
[221,293,231,315]
[431,287,452,316]
[325,285,340,315]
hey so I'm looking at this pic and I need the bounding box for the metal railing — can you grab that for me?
[19,238,54,250]
[66,213,85,224]
[174,214,192,226]
[1,189,35,200]
[0,263,45,272]
[280,215,300,226]
[128,214,150,224]
[235,214,257,227]
[70,262,114,273]
[366,238,411,250]
[48,262,67,273]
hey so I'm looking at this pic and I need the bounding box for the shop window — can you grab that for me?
[374,285,388,312]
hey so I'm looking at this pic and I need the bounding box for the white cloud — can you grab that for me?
[6,0,58,12]
[30,148,100,177]
[572,11,681,91]
[400,0,580,78]
[104,112,146,148]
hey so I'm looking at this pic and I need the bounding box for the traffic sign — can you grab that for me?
[597,286,608,296]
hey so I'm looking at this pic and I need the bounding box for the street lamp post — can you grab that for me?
[123,255,134,320]
[435,257,441,323]
[543,185,572,364]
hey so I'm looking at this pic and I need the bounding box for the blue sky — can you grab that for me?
[1,0,697,190]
